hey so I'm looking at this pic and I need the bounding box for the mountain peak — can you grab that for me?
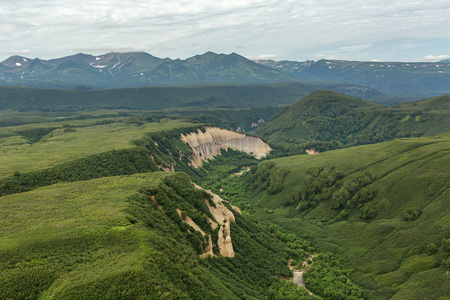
[1,55,32,67]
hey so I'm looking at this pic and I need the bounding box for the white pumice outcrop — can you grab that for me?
[181,126,271,167]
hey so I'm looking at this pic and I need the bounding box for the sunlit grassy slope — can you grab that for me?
[0,173,195,299]
[242,134,450,299]
[0,119,193,179]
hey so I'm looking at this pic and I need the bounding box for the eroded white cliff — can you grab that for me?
[181,126,271,167]
[196,184,237,258]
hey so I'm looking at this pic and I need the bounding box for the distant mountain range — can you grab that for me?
[1,51,449,100]
[254,59,450,98]
[0,52,297,89]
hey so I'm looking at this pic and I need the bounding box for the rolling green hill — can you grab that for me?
[210,134,450,299]
[258,91,450,154]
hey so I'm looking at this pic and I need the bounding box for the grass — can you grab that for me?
[0,173,165,298]
[0,118,194,179]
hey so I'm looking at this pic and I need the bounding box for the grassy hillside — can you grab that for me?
[0,118,194,179]
[258,91,450,154]
[0,172,316,299]
[217,135,450,299]
[1,110,373,299]
[0,110,320,298]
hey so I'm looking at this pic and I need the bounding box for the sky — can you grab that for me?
[1,0,450,63]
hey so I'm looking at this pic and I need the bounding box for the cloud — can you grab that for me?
[414,53,450,62]
[0,0,449,61]
[245,54,277,60]
[0,49,32,57]
[335,44,374,53]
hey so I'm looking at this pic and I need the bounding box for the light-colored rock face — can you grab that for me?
[176,208,215,258]
[306,148,319,155]
[204,190,235,258]
[174,185,238,258]
[194,184,237,258]
[181,126,271,167]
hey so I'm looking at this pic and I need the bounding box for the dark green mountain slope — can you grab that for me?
[258,90,450,153]
[0,83,314,112]
[214,134,450,299]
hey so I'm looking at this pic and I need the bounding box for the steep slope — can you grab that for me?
[0,172,304,299]
[258,90,450,152]
[181,126,271,167]
[224,135,450,299]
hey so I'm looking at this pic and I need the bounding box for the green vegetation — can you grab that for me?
[0,171,321,299]
[0,111,321,299]
[0,173,221,299]
[1,90,449,299]
[258,91,450,155]
[0,83,312,112]
[228,134,450,299]
[0,118,193,179]
[304,254,366,299]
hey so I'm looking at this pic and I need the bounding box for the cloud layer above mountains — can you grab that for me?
[1,0,449,62]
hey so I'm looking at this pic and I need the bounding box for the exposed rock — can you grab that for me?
[181,126,271,167]
[176,208,214,258]
[231,205,242,214]
[159,162,175,172]
[173,185,239,258]
[306,148,319,154]
[195,184,238,258]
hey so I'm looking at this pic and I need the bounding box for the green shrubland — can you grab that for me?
[0,172,319,299]
[1,99,449,299]
[258,91,450,155]
[226,134,450,299]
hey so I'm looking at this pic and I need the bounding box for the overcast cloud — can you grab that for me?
[1,0,449,62]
